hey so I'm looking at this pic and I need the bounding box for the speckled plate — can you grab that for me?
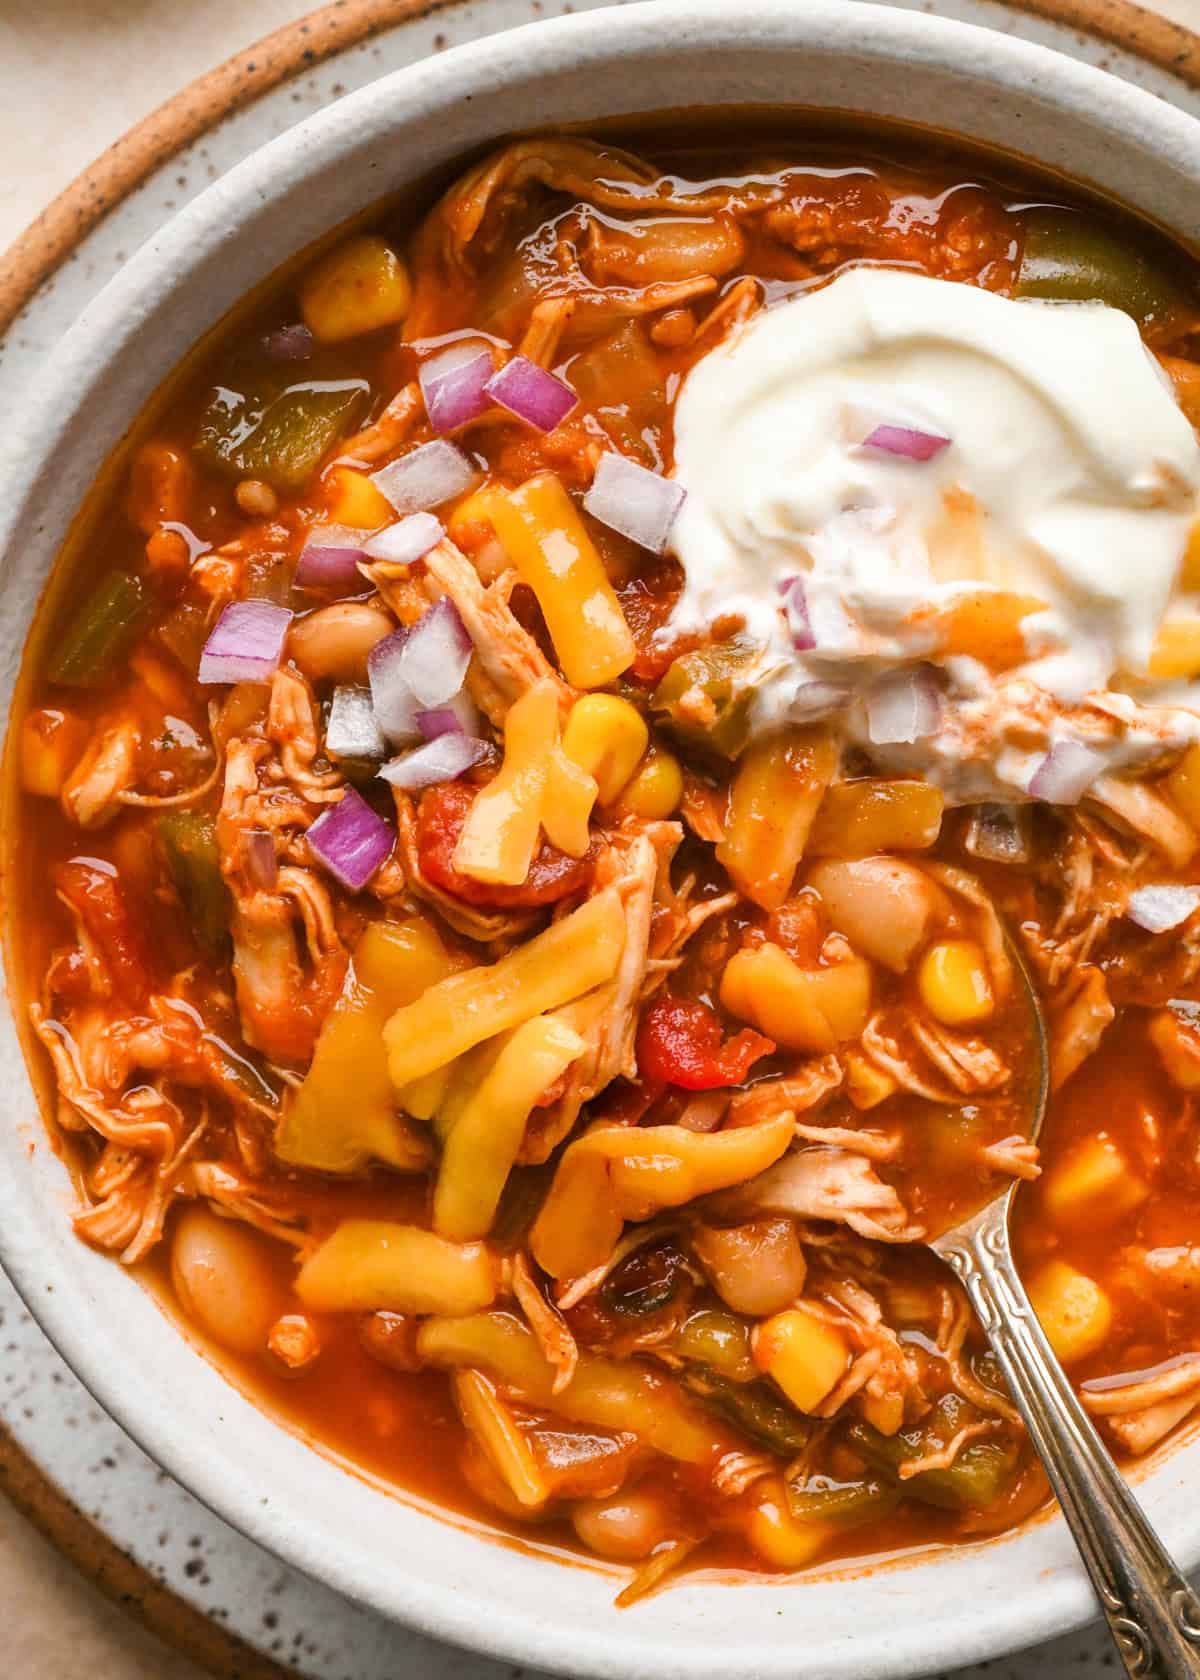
[3,4,1200,1678]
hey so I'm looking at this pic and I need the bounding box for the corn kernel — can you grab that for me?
[744,1476,833,1570]
[1167,744,1200,830]
[843,1049,897,1111]
[1148,618,1200,681]
[917,940,994,1026]
[1027,1260,1112,1364]
[753,1307,848,1413]
[325,465,394,529]
[20,708,86,798]
[299,235,412,344]
[1042,1134,1148,1224]
[619,747,684,819]
[562,694,649,805]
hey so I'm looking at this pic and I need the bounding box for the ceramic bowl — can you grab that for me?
[3,3,1200,1675]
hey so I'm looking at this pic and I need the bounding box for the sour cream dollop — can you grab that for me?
[668,268,1200,798]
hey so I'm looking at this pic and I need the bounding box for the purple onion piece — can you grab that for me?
[367,626,419,743]
[306,787,395,892]
[582,452,686,556]
[326,686,387,761]
[363,512,445,566]
[866,665,943,746]
[860,424,951,462]
[262,323,315,362]
[402,597,473,707]
[370,439,481,515]
[483,356,577,432]
[199,600,293,686]
[419,344,495,433]
[295,524,372,593]
[1126,884,1200,934]
[1028,739,1108,805]
[378,734,489,791]
[778,575,815,652]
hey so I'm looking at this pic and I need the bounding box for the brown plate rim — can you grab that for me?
[2,0,1200,338]
[2,0,1199,1676]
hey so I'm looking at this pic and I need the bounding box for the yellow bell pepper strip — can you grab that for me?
[398,1062,454,1122]
[488,472,635,688]
[418,1310,725,1464]
[530,1114,794,1279]
[541,747,598,857]
[383,888,625,1089]
[452,678,555,884]
[452,677,597,883]
[716,727,838,911]
[277,917,471,1173]
[433,1015,585,1241]
[295,1221,495,1315]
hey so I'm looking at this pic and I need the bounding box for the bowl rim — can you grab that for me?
[4,3,1200,1674]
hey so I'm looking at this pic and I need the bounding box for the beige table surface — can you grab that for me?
[3,2,1200,1677]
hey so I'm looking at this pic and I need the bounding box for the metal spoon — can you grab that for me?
[929,935,1200,1679]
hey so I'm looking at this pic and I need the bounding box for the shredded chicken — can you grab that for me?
[1048,964,1114,1090]
[897,1420,1000,1479]
[510,1251,578,1394]
[390,787,536,946]
[978,1135,1041,1180]
[718,1147,923,1243]
[1090,774,1197,869]
[422,539,573,725]
[61,718,140,829]
[726,1057,843,1125]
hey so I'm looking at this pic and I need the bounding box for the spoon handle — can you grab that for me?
[938,1215,1200,1679]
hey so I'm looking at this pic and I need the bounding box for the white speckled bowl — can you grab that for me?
[2,3,1199,1674]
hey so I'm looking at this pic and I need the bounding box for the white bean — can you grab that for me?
[570,1486,675,1561]
[288,601,393,684]
[170,1206,282,1356]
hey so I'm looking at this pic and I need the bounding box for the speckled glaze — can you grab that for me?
[6,5,1200,1679]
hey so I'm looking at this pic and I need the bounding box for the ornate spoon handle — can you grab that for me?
[935,1213,1200,1680]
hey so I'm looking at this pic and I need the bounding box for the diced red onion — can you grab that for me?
[483,356,577,432]
[262,323,314,362]
[199,600,293,685]
[965,803,1031,865]
[295,524,371,593]
[417,693,480,740]
[326,685,387,761]
[860,424,951,462]
[240,829,278,892]
[866,666,943,746]
[419,344,495,433]
[402,597,473,707]
[788,680,849,721]
[306,787,394,892]
[378,733,488,791]
[1028,739,1108,805]
[582,453,686,555]
[778,575,815,652]
[363,512,444,566]
[1126,884,1200,934]
[367,627,419,743]
[370,439,481,515]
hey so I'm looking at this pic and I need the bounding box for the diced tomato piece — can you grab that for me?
[416,782,595,909]
[636,993,774,1091]
[53,857,155,1006]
